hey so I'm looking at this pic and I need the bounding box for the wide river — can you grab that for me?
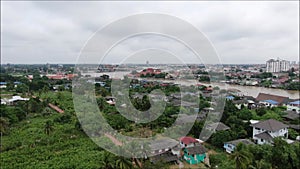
[82,71,299,99]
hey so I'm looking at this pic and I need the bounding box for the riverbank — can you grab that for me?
[81,72,299,99]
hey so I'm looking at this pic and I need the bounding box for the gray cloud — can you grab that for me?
[1,1,299,64]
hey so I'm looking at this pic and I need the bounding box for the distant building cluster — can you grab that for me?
[266,58,290,73]
[45,73,77,80]
[136,68,162,77]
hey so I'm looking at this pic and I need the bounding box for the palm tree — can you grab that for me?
[230,143,252,169]
[115,157,133,169]
[99,151,115,169]
[44,120,54,135]
[0,117,10,136]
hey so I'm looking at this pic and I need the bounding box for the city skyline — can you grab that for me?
[1,1,299,64]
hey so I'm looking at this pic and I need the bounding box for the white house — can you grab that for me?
[179,136,199,148]
[287,100,300,114]
[251,119,288,145]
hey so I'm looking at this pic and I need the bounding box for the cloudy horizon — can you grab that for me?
[1,1,299,64]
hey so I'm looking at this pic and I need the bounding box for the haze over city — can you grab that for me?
[1,1,299,64]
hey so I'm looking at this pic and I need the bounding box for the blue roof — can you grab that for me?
[263,100,278,105]
[0,82,7,85]
[289,100,300,105]
[226,96,235,100]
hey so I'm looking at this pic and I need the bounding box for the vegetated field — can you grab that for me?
[1,112,105,169]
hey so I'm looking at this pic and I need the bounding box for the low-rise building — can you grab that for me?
[256,93,290,106]
[287,100,300,113]
[206,122,230,132]
[224,139,254,153]
[183,143,207,165]
[180,136,198,148]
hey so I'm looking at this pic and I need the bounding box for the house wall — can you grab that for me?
[252,127,261,138]
[235,103,248,110]
[183,151,206,164]
[171,149,180,156]
[180,142,195,148]
[223,143,235,153]
[287,105,300,114]
[252,127,288,145]
[269,128,288,138]
[259,101,278,108]
[0,85,7,88]
[253,127,270,145]
[255,137,268,145]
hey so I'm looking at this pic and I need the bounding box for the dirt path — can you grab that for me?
[32,95,64,114]
[105,133,123,146]
[48,103,64,114]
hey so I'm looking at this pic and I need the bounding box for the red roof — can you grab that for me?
[160,83,169,87]
[47,75,64,80]
[205,87,213,91]
[196,84,205,87]
[278,77,289,83]
[66,74,77,79]
[140,68,162,76]
[180,136,197,145]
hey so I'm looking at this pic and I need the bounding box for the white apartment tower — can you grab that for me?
[266,58,290,73]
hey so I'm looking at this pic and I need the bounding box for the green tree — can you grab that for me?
[210,130,232,147]
[210,153,234,169]
[0,117,10,136]
[288,128,298,140]
[44,120,54,135]
[271,137,300,169]
[238,108,253,120]
[230,143,252,169]
[99,151,116,169]
[115,157,133,169]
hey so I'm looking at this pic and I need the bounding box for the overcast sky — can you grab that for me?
[1,1,299,64]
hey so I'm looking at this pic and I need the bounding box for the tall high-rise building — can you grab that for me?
[266,58,290,73]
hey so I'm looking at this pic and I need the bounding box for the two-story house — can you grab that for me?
[251,119,288,145]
